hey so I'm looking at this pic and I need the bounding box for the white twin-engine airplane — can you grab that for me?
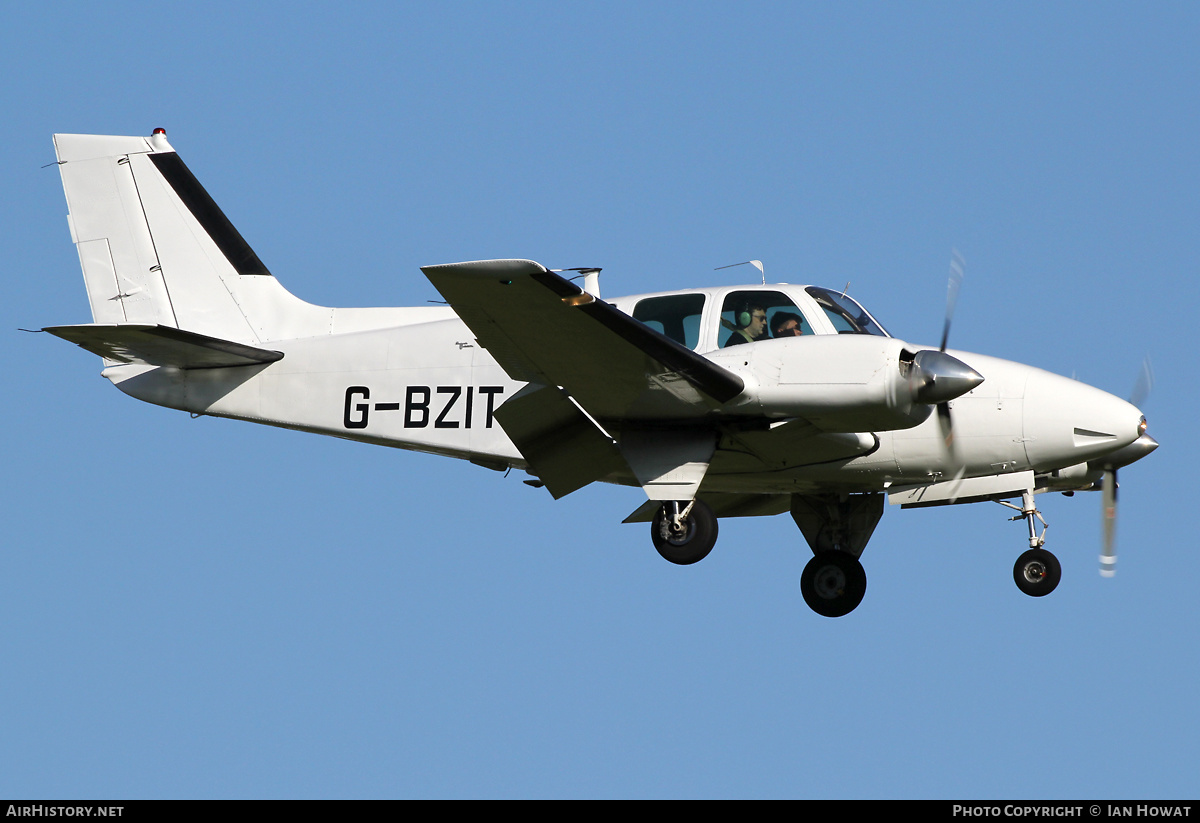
[43,130,1158,617]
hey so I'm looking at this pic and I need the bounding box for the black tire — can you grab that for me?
[651,499,718,565]
[1013,548,1061,597]
[800,551,867,617]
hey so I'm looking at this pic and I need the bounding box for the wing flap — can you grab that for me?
[421,260,744,420]
[44,324,284,369]
[494,384,629,499]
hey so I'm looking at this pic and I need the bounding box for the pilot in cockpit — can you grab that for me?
[724,303,768,347]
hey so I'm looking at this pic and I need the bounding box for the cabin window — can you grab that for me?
[632,294,706,351]
[719,291,808,347]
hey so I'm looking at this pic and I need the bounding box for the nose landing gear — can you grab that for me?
[1001,490,1061,597]
[1013,547,1062,596]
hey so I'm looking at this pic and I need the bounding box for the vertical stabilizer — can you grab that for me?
[53,131,332,344]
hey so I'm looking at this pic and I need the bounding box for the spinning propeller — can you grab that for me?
[935,251,966,456]
[940,249,965,354]
[907,251,980,460]
[1095,358,1157,577]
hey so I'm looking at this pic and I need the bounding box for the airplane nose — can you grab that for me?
[1023,369,1145,469]
[911,350,985,404]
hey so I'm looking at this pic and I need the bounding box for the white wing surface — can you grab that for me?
[421,259,745,423]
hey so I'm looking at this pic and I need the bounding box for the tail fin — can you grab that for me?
[54,131,326,343]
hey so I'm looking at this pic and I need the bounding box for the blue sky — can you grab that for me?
[2,2,1197,798]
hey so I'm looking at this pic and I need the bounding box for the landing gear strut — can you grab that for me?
[651,499,718,565]
[1001,490,1061,597]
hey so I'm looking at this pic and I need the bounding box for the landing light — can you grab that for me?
[1138,417,1147,436]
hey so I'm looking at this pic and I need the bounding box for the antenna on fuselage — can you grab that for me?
[715,260,765,285]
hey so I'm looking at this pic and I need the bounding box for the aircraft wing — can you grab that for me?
[421,259,745,421]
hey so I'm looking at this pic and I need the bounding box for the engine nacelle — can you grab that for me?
[710,335,981,433]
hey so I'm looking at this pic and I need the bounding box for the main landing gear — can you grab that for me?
[800,551,867,618]
[651,499,718,565]
[1001,490,1061,597]
[648,495,875,616]
[791,493,882,617]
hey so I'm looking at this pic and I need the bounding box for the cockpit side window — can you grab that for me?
[719,291,809,347]
[804,287,890,337]
[632,293,706,350]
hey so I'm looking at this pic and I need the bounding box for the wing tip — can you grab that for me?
[420,259,547,278]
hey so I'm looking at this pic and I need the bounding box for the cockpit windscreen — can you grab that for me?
[805,287,890,337]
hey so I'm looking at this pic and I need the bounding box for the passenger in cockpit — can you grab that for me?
[772,312,804,338]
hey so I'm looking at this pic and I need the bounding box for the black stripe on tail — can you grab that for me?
[148,152,272,277]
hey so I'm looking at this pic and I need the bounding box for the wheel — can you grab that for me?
[800,551,867,617]
[1013,548,1061,597]
[651,499,718,565]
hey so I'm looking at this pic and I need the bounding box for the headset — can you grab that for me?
[735,302,765,329]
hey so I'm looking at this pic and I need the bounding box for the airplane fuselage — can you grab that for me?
[102,285,1144,499]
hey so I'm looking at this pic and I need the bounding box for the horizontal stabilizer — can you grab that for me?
[43,324,284,369]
